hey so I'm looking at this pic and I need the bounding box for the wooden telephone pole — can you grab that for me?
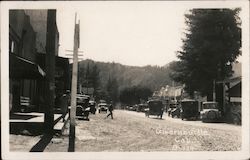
[68,13,80,152]
[44,10,56,134]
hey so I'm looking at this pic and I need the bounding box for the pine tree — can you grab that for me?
[172,9,241,99]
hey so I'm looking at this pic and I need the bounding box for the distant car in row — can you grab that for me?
[123,103,149,112]
[97,99,109,113]
[124,105,136,111]
[167,100,222,123]
[180,100,199,120]
[145,100,164,119]
[136,104,148,112]
[200,102,221,122]
[75,94,108,120]
[128,105,137,111]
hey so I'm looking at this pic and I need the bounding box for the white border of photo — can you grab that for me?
[1,1,249,160]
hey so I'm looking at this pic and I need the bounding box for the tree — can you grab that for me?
[172,9,241,99]
[119,86,152,105]
[106,74,119,103]
[89,64,100,95]
[78,62,100,96]
[78,65,85,92]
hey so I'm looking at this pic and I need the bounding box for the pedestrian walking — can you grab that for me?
[106,102,114,119]
[60,90,71,122]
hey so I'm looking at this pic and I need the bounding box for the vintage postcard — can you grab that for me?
[1,1,249,160]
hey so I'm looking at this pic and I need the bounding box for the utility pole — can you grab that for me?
[68,13,80,152]
[65,50,83,95]
[44,10,56,134]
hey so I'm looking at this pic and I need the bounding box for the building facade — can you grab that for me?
[9,10,43,112]
[9,10,68,114]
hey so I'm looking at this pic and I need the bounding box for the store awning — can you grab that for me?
[10,53,46,79]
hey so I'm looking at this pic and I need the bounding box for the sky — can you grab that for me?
[57,2,187,66]
[56,1,244,67]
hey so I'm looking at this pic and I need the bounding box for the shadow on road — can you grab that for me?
[68,126,75,152]
[149,117,165,120]
[30,134,53,152]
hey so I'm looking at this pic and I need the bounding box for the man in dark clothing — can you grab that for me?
[60,90,71,122]
[106,103,114,119]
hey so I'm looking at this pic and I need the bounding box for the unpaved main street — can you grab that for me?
[45,110,241,152]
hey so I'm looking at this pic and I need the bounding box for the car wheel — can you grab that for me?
[233,114,240,125]
[207,111,216,120]
[202,118,208,123]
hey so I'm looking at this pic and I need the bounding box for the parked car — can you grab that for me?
[76,105,84,116]
[137,103,148,112]
[76,105,90,120]
[88,100,96,114]
[125,105,130,110]
[200,101,221,122]
[180,99,199,120]
[76,94,90,120]
[128,105,137,111]
[145,100,164,119]
[98,102,108,113]
[77,94,90,106]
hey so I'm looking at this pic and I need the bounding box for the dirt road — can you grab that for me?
[45,109,241,152]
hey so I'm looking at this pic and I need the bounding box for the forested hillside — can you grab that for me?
[77,59,173,103]
[78,59,172,90]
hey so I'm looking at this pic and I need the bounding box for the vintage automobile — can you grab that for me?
[76,94,90,120]
[125,105,130,110]
[88,100,96,114]
[136,103,148,112]
[77,94,90,105]
[180,99,199,120]
[167,101,180,118]
[200,101,221,122]
[128,105,137,111]
[145,100,164,119]
[98,100,108,113]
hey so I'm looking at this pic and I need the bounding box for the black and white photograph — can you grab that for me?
[1,1,249,160]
